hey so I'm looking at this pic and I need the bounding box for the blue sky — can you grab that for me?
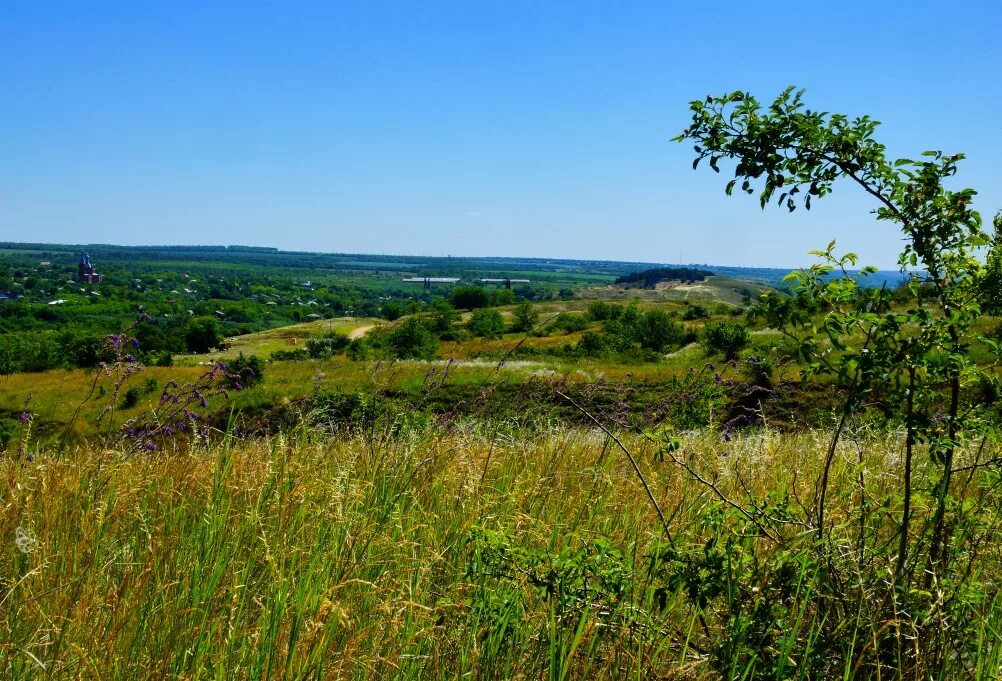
[2,1,1000,268]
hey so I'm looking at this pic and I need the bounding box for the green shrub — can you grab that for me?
[489,289,516,306]
[451,286,490,310]
[550,312,589,335]
[381,301,405,321]
[308,389,387,431]
[121,386,142,409]
[270,348,310,362]
[587,301,624,321]
[388,318,438,359]
[509,300,538,333]
[746,354,774,388]
[704,321,750,360]
[576,331,610,357]
[346,338,371,361]
[185,316,224,354]
[468,309,505,339]
[0,417,15,449]
[682,304,709,320]
[428,299,458,336]
[227,353,264,388]
[634,309,683,352]
[306,334,350,359]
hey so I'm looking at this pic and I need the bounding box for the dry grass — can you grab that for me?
[2,422,999,679]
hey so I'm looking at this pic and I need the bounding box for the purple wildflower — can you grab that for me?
[144,441,157,451]
[18,411,31,424]
[110,334,121,349]
[234,383,243,392]
[131,338,141,348]
[164,426,174,436]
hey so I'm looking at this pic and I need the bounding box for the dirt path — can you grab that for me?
[348,324,375,340]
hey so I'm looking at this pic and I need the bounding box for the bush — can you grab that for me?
[0,417,16,449]
[451,286,490,311]
[308,389,386,432]
[388,318,438,359]
[227,353,264,388]
[703,321,750,360]
[121,386,142,409]
[60,331,110,368]
[468,308,506,339]
[346,338,371,361]
[682,304,710,320]
[634,309,683,352]
[489,289,516,307]
[550,312,589,335]
[576,331,610,357]
[270,348,309,362]
[381,301,405,321]
[306,334,350,359]
[152,351,174,367]
[745,354,774,388]
[509,301,538,333]
[587,301,624,321]
[185,316,224,354]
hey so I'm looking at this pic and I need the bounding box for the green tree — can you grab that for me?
[467,308,505,339]
[451,286,490,310]
[428,299,458,336]
[185,316,224,354]
[634,309,683,352]
[702,320,749,360]
[510,300,538,333]
[381,301,405,321]
[387,318,438,359]
[489,288,516,306]
[677,86,1002,673]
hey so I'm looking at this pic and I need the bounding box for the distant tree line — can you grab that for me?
[614,267,714,288]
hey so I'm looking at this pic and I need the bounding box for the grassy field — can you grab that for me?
[2,422,999,679]
[172,317,382,366]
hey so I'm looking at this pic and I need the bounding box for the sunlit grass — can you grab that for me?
[2,423,998,678]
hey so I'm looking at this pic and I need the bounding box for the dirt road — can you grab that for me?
[348,324,375,340]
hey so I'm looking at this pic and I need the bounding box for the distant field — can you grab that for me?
[172,317,382,365]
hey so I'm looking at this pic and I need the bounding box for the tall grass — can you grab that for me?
[1,422,1000,678]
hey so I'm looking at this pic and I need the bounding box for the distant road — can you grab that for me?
[349,324,375,340]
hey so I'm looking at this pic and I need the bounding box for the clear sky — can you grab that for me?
[2,1,1000,268]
